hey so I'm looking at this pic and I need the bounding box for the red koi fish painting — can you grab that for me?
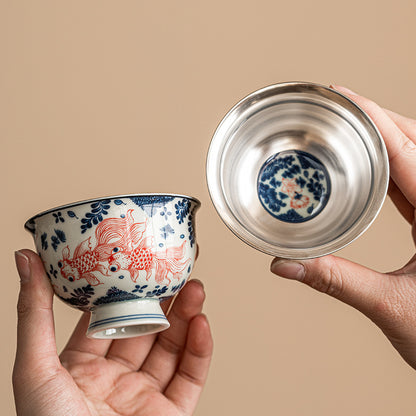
[59,237,109,286]
[108,238,190,285]
[58,210,147,286]
[96,209,191,285]
[281,177,310,209]
[58,209,190,286]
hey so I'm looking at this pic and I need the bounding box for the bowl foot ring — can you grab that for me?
[87,298,170,339]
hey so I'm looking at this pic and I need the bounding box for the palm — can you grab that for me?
[60,351,182,415]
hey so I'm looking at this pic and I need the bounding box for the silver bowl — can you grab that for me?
[206,82,389,259]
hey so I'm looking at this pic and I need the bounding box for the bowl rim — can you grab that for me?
[24,193,201,232]
[206,81,389,259]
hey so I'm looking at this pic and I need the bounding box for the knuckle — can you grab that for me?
[408,119,416,132]
[16,294,51,319]
[372,295,405,328]
[372,277,413,325]
[12,366,22,389]
[353,95,380,116]
[176,367,204,387]
[304,259,344,298]
[16,296,31,317]
[387,132,416,165]
[158,334,183,356]
[399,137,416,157]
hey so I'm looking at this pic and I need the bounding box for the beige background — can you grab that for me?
[1,1,416,414]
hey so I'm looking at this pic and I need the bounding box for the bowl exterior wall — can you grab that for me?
[27,196,199,311]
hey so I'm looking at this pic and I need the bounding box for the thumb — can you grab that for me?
[271,255,388,319]
[14,249,59,372]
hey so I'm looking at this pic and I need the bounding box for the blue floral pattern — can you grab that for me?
[171,279,186,294]
[67,210,79,219]
[130,196,175,217]
[160,224,175,239]
[187,208,196,247]
[80,200,111,233]
[93,287,140,306]
[146,285,169,297]
[160,206,172,220]
[49,264,58,279]
[58,285,95,310]
[51,229,66,251]
[257,150,330,223]
[132,284,149,294]
[175,199,191,224]
[53,212,65,223]
[41,233,48,250]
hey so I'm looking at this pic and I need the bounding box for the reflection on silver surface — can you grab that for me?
[206,82,389,259]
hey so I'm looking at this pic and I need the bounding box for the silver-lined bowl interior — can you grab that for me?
[207,82,389,259]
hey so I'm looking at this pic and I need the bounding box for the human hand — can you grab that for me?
[13,249,213,416]
[270,85,416,369]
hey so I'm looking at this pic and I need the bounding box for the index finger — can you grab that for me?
[333,85,416,208]
[384,109,416,143]
[14,250,59,370]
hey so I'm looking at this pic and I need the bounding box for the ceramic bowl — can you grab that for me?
[25,194,200,338]
[206,82,389,259]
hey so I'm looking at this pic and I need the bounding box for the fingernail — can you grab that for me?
[330,85,358,96]
[191,278,204,289]
[271,260,305,280]
[15,251,31,283]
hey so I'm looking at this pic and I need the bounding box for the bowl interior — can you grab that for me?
[207,83,388,258]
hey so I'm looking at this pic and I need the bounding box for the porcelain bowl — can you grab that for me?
[206,82,389,259]
[25,194,200,338]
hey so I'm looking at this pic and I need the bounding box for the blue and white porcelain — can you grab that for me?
[25,194,200,338]
[206,82,389,259]
[257,150,331,223]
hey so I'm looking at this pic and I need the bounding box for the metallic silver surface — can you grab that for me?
[206,82,389,259]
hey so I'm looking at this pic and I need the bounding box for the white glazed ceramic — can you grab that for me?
[25,194,200,339]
